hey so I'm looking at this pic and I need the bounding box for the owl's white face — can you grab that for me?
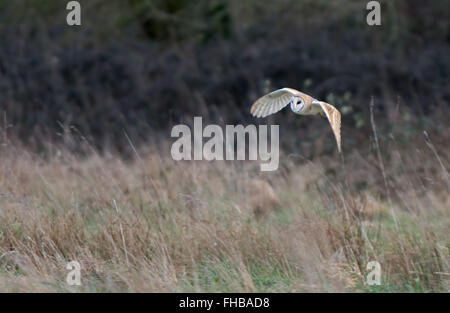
[290,96,304,113]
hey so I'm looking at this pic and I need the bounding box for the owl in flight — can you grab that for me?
[250,88,341,152]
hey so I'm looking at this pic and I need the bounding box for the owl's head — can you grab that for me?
[290,96,305,112]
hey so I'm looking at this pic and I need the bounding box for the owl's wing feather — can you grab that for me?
[250,88,299,118]
[316,101,342,153]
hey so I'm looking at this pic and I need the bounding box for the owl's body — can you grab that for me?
[250,88,342,152]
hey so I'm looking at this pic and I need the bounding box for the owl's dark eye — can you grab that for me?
[296,100,302,104]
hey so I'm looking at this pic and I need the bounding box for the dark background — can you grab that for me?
[0,0,448,155]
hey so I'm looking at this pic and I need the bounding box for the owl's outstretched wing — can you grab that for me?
[250,88,299,118]
[315,101,342,153]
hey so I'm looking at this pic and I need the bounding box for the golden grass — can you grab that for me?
[0,131,448,292]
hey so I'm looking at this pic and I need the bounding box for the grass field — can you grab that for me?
[0,109,448,293]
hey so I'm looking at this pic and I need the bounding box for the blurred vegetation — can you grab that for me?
[126,0,232,42]
[0,0,448,153]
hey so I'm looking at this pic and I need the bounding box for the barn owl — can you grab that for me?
[250,88,341,152]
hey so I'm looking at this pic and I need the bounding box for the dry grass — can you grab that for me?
[0,123,448,292]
